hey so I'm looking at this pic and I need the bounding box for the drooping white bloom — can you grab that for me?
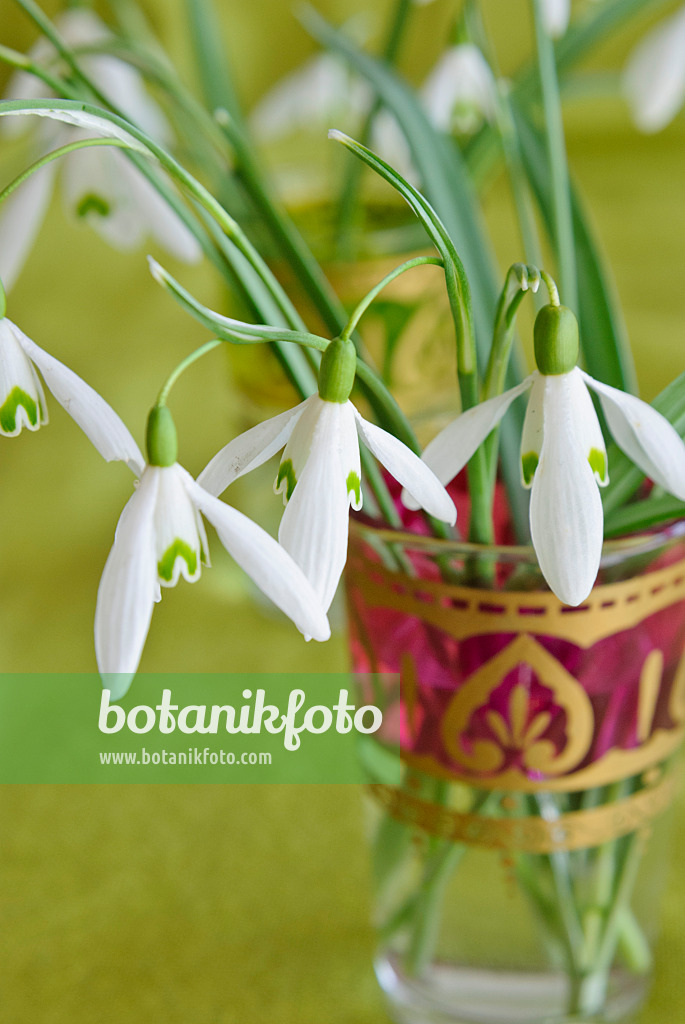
[198,394,456,613]
[0,9,200,290]
[95,462,331,689]
[250,52,371,143]
[421,44,498,136]
[540,0,571,38]
[623,4,685,133]
[404,368,685,606]
[0,316,143,471]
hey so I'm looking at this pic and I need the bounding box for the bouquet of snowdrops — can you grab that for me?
[2,2,685,1019]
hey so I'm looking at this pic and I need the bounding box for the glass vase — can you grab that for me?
[345,520,685,1024]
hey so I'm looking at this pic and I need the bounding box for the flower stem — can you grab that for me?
[156,340,223,407]
[531,0,578,313]
[340,256,443,341]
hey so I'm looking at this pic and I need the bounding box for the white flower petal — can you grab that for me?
[0,319,48,435]
[530,375,604,606]
[61,142,146,250]
[520,371,544,487]
[403,376,534,509]
[338,402,363,510]
[623,6,685,132]
[117,156,201,263]
[278,403,350,613]
[186,476,330,642]
[250,54,368,141]
[277,394,329,503]
[95,468,160,678]
[198,400,307,496]
[371,110,418,186]
[541,0,571,38]
[12,324,144,474]
[354,409,456,524]
[567,368,608,485]
[0,161,57,291]
[583,371,685,500]
[422,45,497,134]
[153,465,206,586]
[61,7,171,145]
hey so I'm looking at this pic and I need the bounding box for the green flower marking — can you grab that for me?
[0,386,39,433]
[158,539,198,582]
[521,451,539,486]
[346,471,361,506]
[277,459,297,501]
[589,447,607,483]
[77,194,111,219]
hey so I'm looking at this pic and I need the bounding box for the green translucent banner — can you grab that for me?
[0,674,401,784]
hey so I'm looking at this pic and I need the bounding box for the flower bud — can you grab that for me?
[533,304,579,376]
[146,404,178,467]
[317,337,357,403]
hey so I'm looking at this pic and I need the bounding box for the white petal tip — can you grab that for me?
[100,674,135,700]
[400,487,421,511]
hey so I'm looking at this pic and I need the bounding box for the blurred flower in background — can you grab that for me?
[0,7,200,291]
[623,2,685,132]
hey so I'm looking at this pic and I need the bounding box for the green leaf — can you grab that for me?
[184,0,244,126]
[511,105,637,394]
[303,8,530,539]
[148,259,328,349]
[604,495,685,538]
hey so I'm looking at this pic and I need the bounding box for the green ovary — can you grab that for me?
[158,539,198,582]
[346,471,361,506]
[277,459,297,501]
[0,386,39,434]
[521,451,539,485]
[77,194,111,219]
[589,447,607,483]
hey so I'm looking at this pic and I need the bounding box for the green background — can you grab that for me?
[1,1,685,1021]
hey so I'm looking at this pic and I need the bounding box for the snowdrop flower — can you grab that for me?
[0,313,142,471]
[422,44,498,136]
[250,52,371,143]
[0,9,199,290]
[198,337,456,613]
[540,0,571,38]
[405,304,685,606]
[96,406,330,690]
[623,4,685,133]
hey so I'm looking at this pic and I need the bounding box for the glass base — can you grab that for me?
[376,953,648,1024]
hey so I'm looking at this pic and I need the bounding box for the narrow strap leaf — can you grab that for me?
[511,104,637,394]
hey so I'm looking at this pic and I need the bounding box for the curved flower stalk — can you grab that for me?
[422,44,498,136]
[623,4,685,133]
[404,305,685,606]
[96,408,331,694]
[0,314,143,472]
[198,338,456,613]
[0,9,200,290]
